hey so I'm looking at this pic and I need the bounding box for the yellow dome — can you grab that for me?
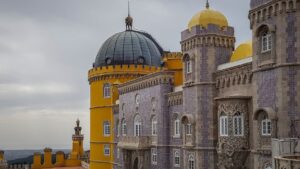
[230,41,253,62]
[188,8,228,30]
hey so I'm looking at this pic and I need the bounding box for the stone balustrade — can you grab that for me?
[274,155,300,169]
[117,136,151,150]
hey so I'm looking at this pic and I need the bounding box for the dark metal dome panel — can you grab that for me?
[94,30,163,67]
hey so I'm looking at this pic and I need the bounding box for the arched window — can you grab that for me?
[134,115,142,136]
[151,116,157,136]
[261,115,271,136]
[233,112,244,136]
[258,25,272,53]
[174,119,180,137]
[174,150,180,167]
[220,113,228,136]
[121,119,127,136]
[188,154,195,169]
[103,83,111,98]
[103,121,110,136]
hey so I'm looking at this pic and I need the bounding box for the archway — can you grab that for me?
[133,157,138,169]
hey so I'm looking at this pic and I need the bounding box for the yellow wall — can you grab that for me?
[163,52,183,86]
[55,152,65,167]
[0,151,4,161]
[89,65,161,169]
[31,153,42,169]
[42,149,53,168]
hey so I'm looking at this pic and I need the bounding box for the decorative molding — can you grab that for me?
[118,71,175,95]
[215,62,252,89]
[167,91,183,106]
[249,0,299,28]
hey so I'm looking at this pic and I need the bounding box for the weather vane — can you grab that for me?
[206,0,210,9]
[125,0,133,30]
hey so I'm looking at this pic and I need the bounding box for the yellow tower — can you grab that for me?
[88,14,164,169]
[0,151,4,161]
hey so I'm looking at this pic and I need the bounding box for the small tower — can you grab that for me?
[0,150,7,169]
[181,2,235,169]
[72,119,84,157]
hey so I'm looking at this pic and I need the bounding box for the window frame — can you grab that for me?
[151,148,157,165]
[261,118,272,136]
[151,117,158,136]
[261,33,272,53]
[104,144,110,156]
[174,150,180,167]
[134,115,142,137]
[174,119,180,137]
[220,115,228,136]
[121,119,127,136]
[103,83,111,98]
[103,121,111,137]
[186,60,192,74]
[188,154,195,169]
[233,112,244,136]
[186,124,192,135]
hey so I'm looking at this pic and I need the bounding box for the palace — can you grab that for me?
[88,0,300,169]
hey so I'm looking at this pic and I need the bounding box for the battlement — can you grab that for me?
[163,52,183,60]
[181,24,235,42]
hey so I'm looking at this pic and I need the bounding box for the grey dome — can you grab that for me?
[94,30,163,67]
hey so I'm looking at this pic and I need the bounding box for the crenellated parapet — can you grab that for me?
[88,65,162,83]
[181,24,235,52]
[118,71,174,95]
[249,0,299,28]
[162,52,183,60]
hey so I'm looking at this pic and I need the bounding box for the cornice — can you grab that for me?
[118,71,175,95]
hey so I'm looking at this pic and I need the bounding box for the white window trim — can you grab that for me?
[152,118,157,136]
[103,121,111,137]
[134,116,142,137]
[174,119,180,138]
[188,154,195,169]
[121,119,127,136]
[261,34,272,53]
[186,124,192,135]
[220,116,228,136]
[103,83,111,98]
[117,148,120,159]
[186,60,192,74]
[104,145,110,156]
[174,150,180,167]
[233,114,244,136]
[151,148,157,165]
[261,118,272,136]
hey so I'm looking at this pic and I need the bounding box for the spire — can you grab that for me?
[206,0,210,9]
[125,0,133,30]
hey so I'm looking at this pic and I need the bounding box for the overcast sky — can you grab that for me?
[0,0,251,150]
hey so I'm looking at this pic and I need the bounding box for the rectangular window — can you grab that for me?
[186,61,192,73]
[220,116,228,136]
[174,120,180,137]
[186,124,192,135]
[174,150,180,167]
[103,83,111,98]
[104,145,110,156]
[151,148,157,165]
[103,121,110,136]
[152,120,157,136]
[262,119,272,136]
[261,34,272,53]
[233,115,244,136]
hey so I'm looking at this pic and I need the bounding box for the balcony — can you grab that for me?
[274,155,300,169]
[117,136,151,150]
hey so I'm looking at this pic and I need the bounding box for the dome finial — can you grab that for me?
[206,0,210,9]
[125,0,133,30]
